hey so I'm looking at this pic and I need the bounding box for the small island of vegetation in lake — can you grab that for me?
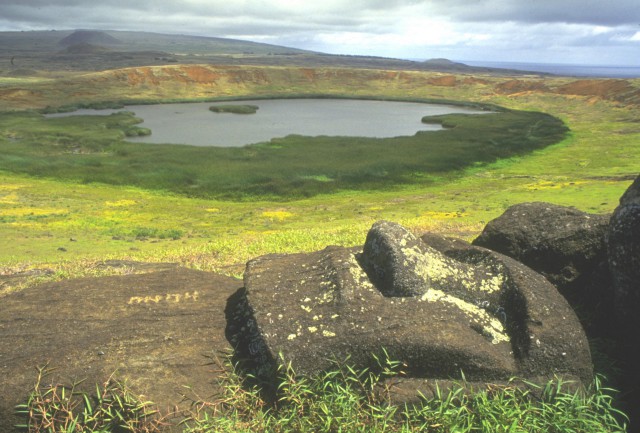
[209,104,259,114]
[0,100,567,200]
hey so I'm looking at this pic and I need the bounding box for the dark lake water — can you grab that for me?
[49,99,487,147]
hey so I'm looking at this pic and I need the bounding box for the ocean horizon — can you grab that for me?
[459,60,640,78]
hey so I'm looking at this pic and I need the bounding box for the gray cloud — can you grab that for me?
[429,0,640,26]
[3,0,640,27]
[0,0,638,65]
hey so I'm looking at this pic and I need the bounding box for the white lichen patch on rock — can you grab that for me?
[239,219,593,394]
[403,244,503,294]
[347,254,375,289]
[407,245,454,286]
[315,290,334,304]
[476,273,505,293]
[420,289,509,345]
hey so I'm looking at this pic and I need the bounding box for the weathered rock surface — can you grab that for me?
[606,175,640,430]
[471,202,613,333]
[229,221,592,400]
[471,193,640,431]
[472,202,610,296]
[0,266,242,433]
[607,175,640,334]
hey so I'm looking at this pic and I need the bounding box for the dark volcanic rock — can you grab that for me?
[0,267,242,433]
[607,176,640,333]
[472,202,612,325]
[229,221,592,401]
[471,196,640,430]
[606,175,640,433]
[361,222,512,302]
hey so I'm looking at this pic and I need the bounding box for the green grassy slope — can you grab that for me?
[0,104,567,200]
[0,67,637,291]
[0,63,637,433]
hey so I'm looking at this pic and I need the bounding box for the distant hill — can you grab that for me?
[0,29,313,56]
[0,29,548,76]
[61,43,112,54]
[423,58,467,67]
[106,30,312,56]
[419,57,547,75]
[58,30,123,47]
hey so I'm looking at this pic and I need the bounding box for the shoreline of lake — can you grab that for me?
[46,98,489,147]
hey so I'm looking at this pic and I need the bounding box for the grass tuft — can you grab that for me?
[178,353,628,433]
[15,365,165,433]
[15,354,629,432]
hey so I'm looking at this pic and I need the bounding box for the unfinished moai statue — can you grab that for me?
[228,221,592,400]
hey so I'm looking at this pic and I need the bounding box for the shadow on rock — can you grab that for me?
[472,176,640,431]
[228,220,592,404]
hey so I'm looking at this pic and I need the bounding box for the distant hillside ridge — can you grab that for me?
[1,29,552,75]
[0,29,313,57]
[1,64,638,111]
[58,30,123,47]
[423,58,467,67]
[61,43,112,54]
[56,29,311,55]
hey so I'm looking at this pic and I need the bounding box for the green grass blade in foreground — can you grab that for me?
[14,353,629,432]
[179,356,628,433]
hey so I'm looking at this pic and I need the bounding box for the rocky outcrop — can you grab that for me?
[0,266,242,433]
[229,221,592,401]
[607,175,640,431]
[470,187,640,429]
[607,176,640,335]
[472,202,613,331]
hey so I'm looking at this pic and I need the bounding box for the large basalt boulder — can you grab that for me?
[607,175,640,433]
[472,202,610,295]
[229,221,592,400]
[472,202,613,332]
[0,266,242,433]
[607,175,640,334]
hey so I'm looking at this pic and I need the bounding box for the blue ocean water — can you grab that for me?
[461,60,640,78]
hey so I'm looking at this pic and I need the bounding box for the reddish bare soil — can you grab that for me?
[495,79,550,94]
[1,64,639,111]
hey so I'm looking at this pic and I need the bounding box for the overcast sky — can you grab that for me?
[1,0,639,65]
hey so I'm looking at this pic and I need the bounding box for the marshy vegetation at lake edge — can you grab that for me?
[0,98,566,200]
[45,98,488,147]
[209,104,259,114]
